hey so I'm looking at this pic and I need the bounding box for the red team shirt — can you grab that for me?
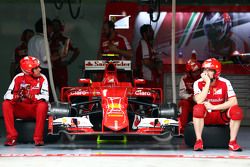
[4,73,49,103]
[194,77,236,108]
[100,33,131,60]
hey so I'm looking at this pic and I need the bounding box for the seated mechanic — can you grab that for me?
[178,57,201,135]
[2,56,49,146]
[192,58,243,151]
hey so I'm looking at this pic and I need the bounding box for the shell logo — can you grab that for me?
[62,118,67,123]
[164,119,170,125]
[108,103,121,109]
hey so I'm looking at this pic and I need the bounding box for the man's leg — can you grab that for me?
[178,99,192,134]
[193,104,207,151]
[2,100,18,145]
[227,105,243,151]
[33,101,48,145]
[193,118,204,140]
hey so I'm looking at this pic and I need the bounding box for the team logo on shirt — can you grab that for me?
[213,88,222,95]
[113,42,119,46]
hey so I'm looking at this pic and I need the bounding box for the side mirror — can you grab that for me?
[78,78,92,85]
[134,79,146,86]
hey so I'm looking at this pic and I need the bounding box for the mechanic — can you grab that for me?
[10,29,34,79]
[132,24,163,129]
[178,56,201,136]
[192,58,243,151]
[98,20,132,60]
[50,18,80,92]
[135,24,163,88]
[28,18,54,101]
[2,56,49,146]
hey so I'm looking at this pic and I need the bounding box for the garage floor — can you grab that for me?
[0,119,250,167]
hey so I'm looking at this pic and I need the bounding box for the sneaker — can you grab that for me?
[4,139,16,146]
[193,139,204,151]
[229,140,242,151]
[34,140,44,146]
[132,115,140,130]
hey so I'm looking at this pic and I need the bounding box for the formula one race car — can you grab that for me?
[48,60,179,142]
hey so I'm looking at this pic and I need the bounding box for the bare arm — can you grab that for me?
[204,96,238,111]
[194,72,210,104]
[108,44,132,60]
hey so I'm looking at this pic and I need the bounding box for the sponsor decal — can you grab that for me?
[135,90,151,96]
[84,60,131,70]
[107,114,123,117]
[214,88,222,95]
[69,90,88,96]
[208,98,224,103]
[108,103,121,109]
[163,119,170,124]
[32,83,40,89]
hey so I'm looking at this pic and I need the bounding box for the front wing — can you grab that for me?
[48,116,178,136]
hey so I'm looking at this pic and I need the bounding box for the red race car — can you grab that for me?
[48,60,179,142]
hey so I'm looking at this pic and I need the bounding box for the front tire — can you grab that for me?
[152,131,173,142]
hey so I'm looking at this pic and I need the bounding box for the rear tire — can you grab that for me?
[184,122,230,148]
[15,119,60,143]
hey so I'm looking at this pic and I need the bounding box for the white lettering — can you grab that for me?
[135,90,151,96]
[208,98,224,103]
[70,90,88,96]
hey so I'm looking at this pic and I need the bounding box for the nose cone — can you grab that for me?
[101,88,129,131]
[103,112,129,131]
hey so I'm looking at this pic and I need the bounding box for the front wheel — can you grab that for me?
[152,131,173,142]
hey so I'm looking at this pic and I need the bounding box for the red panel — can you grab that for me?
[103,2,138,43]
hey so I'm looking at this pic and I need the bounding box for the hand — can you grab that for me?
[201,72,210,84]
[108,44,119,53]
[188,95,194,101]
[13,94,21,102]
[25,94,35,101]
[203,101,215,111]
[20,90,35,100]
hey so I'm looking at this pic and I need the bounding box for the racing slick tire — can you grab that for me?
[184,122,230,148]
[15,119,60,143]
[152,131,173,142]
